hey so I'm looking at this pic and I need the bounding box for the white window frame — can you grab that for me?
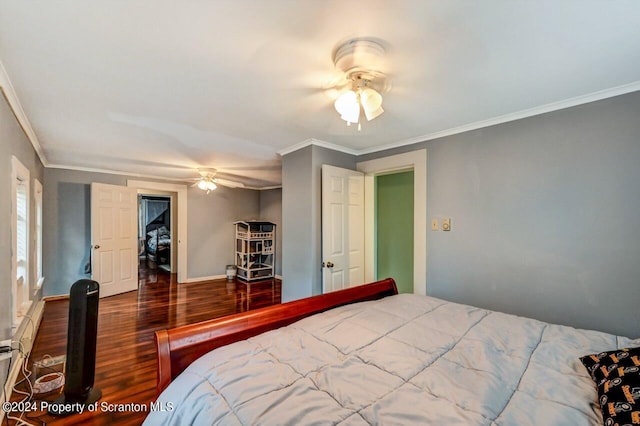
[11,156,31,328]
[34,178,44,291]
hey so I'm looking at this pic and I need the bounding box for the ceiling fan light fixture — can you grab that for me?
[334,83,383,126]
[334,90,360,123]
[193,167,243,192]
[360,87,384,121]
[332,38,387,128]
[197,175,218,193]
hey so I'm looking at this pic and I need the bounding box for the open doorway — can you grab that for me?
[138,195,173,280]
[357,149,427,295]
[127,180,188,283]
[375,170,414,294]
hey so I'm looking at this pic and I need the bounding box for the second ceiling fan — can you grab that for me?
[193,168,245,193]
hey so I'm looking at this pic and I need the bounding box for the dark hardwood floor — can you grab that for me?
[8,262,281,425]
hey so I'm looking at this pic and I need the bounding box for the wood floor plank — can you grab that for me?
[8,265,281,425]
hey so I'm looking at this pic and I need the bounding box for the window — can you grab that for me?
[11,156,31,327]
[34,179,43,290]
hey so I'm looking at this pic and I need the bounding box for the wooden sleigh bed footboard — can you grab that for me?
[154,278,398,395]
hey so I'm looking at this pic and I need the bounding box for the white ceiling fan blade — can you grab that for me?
[214,178,245,188]
[193,167,246,189]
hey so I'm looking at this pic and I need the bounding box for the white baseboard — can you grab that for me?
[184,274,281,284]
[1,300,45,420]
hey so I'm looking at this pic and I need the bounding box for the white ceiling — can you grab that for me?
[1,1,639,188]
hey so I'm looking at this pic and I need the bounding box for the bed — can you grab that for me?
[146,278,639,425]
[146,224,171,268]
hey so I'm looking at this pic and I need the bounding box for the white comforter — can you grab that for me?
[145,294,638,425]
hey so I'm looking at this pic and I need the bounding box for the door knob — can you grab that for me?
[326,262,334,268]
[93,245,100,249]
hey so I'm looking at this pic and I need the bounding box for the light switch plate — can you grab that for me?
[431,218,439,231]
[442,218,451,231]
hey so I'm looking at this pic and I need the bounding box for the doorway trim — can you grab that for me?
[138,192,176,272]
[127,180,188,283]
[356,149,427,295]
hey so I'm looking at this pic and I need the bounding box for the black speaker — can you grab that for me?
[49,279,102,416]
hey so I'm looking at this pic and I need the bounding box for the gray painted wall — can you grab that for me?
[187,186,260,278]
[0,94,44,383]
[282,146,314,302]
[359,91,640,338]
[43,168,261,296]
[44,169,132,296]
[281,145,356,301]
[259,188,282,276]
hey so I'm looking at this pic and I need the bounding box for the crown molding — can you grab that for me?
[277,138,314,156]
[277,138,358,157]
[47,163,282,190]
[252,185,283,191]
[281,82,640,158]
[5,57,638,180]
[0,60,48,166]
[45,163,187,182]
[356,81,640,155]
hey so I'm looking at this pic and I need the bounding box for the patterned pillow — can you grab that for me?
[579,347,640,426]
[581,347,640,385]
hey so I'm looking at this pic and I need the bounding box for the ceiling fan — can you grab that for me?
[192,168,245,193]
[330,37,389,130]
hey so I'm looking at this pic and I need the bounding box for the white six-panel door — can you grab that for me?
[91,183,138,298]
[321,165,365,293]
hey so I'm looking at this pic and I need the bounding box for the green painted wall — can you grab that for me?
[376,171,414,294]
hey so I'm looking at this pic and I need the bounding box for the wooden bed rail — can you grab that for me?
[155,278,398,395]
